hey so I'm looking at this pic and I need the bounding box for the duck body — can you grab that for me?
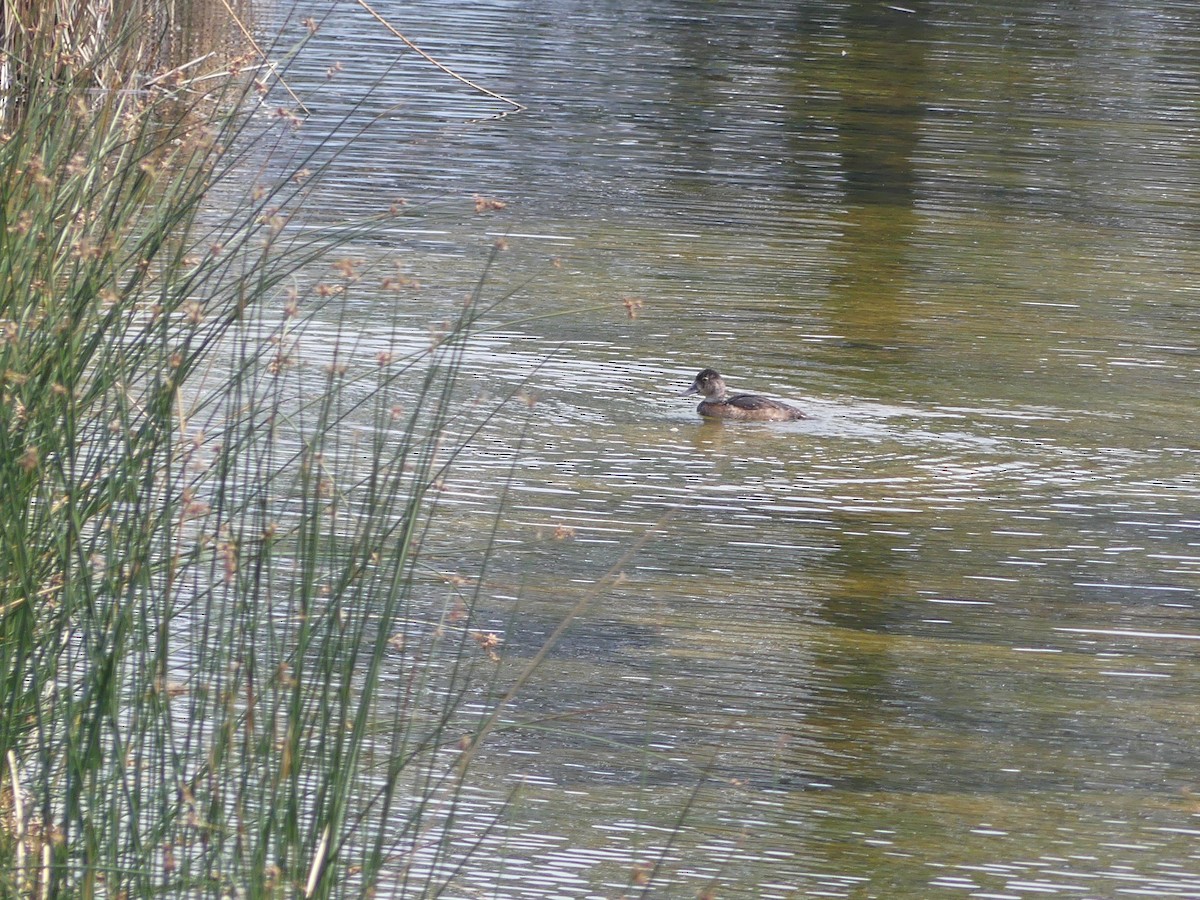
[682,368,805,422]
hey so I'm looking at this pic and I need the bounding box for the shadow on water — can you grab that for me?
[822,2,929,368]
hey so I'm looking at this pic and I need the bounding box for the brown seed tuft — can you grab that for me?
[472,631,503,662]
[332,258,360,279]
[473,194,507,213]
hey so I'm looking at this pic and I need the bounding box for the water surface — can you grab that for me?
[259,1,1200,896]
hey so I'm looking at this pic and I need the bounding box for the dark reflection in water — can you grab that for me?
[822,3,929,359]
[257,0,1200,895]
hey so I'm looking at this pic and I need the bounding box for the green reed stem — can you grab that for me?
[0,3,552,897]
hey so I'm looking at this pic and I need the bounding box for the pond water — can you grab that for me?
[258,1,1200,896]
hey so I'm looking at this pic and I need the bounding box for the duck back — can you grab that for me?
[699,394,805,422]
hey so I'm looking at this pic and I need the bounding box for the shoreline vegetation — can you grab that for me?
[0,2,614,897]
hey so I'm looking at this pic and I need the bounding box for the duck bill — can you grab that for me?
[681,384,699,397]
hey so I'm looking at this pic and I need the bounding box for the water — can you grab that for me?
[257,1,1200,896]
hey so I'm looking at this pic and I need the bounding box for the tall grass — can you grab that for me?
[0,3,532,896]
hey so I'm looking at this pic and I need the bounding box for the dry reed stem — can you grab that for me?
[211,0,310,113]
[304,823,331,897]
[353,0,526,112]
[5,751,25,894]
[142,51,218,87]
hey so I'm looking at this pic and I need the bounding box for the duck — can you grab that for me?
[681,368,805,422]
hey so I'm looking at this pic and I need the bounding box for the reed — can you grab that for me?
[0,2,530,897]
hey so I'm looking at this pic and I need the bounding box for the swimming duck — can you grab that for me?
[681,368,805,422]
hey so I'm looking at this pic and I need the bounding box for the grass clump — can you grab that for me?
[0,2,522,896]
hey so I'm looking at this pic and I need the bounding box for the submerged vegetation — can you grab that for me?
[0,1,559,896]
